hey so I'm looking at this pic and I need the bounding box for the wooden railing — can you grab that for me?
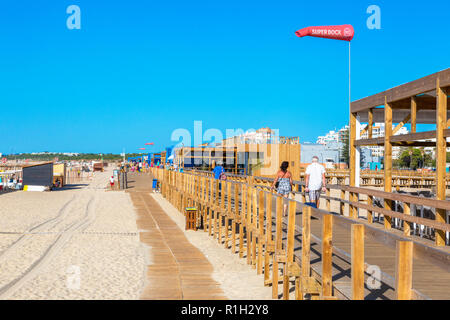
[185,169,450,246]
[151,167,450,300]
[183,168,450,188]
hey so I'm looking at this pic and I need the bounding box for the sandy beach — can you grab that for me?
[0,168,147,300]
[0,169,275,300]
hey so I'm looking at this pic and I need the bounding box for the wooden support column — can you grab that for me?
[436,80,447,246]
[411,97,417,133]
[384,97,393,229]
[351,224,365,300]
[349,112,357,218]
[395,241,413,300]
[322,215,333,297]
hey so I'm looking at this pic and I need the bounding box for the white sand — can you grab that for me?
[152,193,274,300]
[0,168,147,300]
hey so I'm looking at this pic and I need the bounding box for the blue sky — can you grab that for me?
[1,0,449,154]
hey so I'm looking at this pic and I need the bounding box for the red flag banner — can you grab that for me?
[295,25,354,41]
[145,142,154,145]
[138,148,146,150]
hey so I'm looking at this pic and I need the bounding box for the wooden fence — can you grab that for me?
[151,168,450,300]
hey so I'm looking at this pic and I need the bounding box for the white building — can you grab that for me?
[317,125,349,145]
[360,123,409,159]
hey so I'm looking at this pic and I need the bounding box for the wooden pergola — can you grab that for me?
[350,68,449,246]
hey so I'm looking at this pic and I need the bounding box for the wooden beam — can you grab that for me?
[390,130,437,142]
[351,68,450,113]
[435,79,447,246]
[368,109,373,139]
[392,113,411,135]
[395,241,413,300]
[354,137,384,146]
[411,97,417,133]
[384,97,393,229]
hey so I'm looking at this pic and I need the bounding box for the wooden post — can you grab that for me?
[367,195,373,224]
[257,189,264,274]
[239,184,246,258]
[264,192,273,285]
[350,112,357,219]
[272,196,283,299]
[218,180,225,243]
[283,201,297,300]
[340,190,345,216]
[322,215,333,297]
[209,180,214,236]
[351,224,365,300]
[326,188,331,212]
[384,97,393,229]
[251,188,257,268]
[395,241,413,300]
[232,183,239,253]
[411,96,417,134]
[247,185,252,265]
[301,206,311,279]
[368,108,373,139]
[403,202,411,236]
[204,178,210,232]
[224,181,231,248]
[436,80,447,246]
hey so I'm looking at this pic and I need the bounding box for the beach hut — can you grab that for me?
[22,162,54,191]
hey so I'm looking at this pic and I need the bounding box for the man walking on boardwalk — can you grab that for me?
[305,156,326,208]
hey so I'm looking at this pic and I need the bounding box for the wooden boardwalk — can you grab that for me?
[127,173,226,300]
[152,169,450,300]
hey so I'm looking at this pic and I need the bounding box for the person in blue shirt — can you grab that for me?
[213,161,224,179]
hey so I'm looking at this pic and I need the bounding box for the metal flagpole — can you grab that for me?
[349,41,351,115]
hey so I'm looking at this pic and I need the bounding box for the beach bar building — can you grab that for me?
[350,68,450,246]
[22,162,54,190]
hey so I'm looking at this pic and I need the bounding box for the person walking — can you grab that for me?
[213,161,225,192]
[305,156,326,208]
[271,161,293,216]
[109,175,115,189]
